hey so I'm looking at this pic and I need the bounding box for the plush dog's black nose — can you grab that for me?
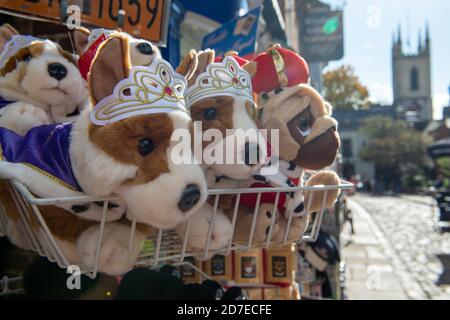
[178,184,201,212]
[48,63,67,80]
[244,142,260,166]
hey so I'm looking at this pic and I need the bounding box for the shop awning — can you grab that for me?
[179,0,248,24]
[428,138,450,158]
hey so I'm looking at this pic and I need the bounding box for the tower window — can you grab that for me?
[410,67,419,91]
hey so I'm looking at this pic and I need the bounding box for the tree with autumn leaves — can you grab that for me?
[323,65,370,110]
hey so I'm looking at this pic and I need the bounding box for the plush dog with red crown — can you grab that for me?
[72,27,161,79]
[0,34,208,274]
[0,24,87,135]
[230,45,341,244]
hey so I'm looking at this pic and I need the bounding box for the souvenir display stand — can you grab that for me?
[0,180,352,279]
[0,3,351,300]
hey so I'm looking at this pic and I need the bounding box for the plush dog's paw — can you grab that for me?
[176,204,233,252]
[304,170,341,213]
[232,204,280,245]
[77,222,145,276]
[272,216,308,244]
[0,102,50,135]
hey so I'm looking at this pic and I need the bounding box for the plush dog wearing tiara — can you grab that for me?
[0,34,207,274]
[174,49,268,253]
[0,24,87,135]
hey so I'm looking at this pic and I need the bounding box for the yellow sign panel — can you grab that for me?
[0,0,169,44]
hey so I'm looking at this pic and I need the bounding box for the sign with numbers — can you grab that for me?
[0,0,170,45]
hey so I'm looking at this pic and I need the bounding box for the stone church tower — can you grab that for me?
[392,24,432,122]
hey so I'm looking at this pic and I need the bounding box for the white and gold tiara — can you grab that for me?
[0,35,41,70]
[90,58,187,126]
[187,56,253,106]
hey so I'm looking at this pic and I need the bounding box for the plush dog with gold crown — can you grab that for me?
[229,45,341,245]
[0,34,208,274]
[0,24,87,135]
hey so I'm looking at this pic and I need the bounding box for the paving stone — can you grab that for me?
[346,194,450,300]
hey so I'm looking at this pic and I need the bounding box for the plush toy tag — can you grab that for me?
[78,33,107,80]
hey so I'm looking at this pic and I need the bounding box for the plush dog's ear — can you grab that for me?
[186,49,215,86]
[0,23,19,52]
[176,49,198,83]
[297,84,328,118]
[242,61,257,77]
[73,27,91,55]
[88,34,131,105]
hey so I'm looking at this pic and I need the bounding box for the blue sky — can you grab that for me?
[324,0,450,119]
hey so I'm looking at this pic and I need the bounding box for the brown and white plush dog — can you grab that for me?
[73,27,161,71]
[0,24,87,135]
[0,34,207,274]
[175,50,267,253]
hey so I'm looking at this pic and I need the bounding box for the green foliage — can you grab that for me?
[436,157,450,177]
[359,116,431,190]
[323,65,370,110]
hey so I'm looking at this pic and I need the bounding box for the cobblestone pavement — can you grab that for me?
[343,193,450,300]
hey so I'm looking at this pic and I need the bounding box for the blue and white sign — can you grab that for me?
[202,7,261,59]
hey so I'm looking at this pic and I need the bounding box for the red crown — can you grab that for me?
[251,45,309,93]
[214,51,249,66]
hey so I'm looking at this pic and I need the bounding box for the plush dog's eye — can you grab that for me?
[138,138,154,156]
[137,42,154,55]
[22,54,32,62]
[261,93,269,100]
[297,117,310,136]
[203,108,217,120]
[274,87,284,94]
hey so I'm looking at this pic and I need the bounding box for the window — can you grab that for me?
[410,67,419,91]
[342,138,353,158]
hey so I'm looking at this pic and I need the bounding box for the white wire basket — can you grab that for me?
[0,180,353,279]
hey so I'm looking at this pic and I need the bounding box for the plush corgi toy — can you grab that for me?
[0,34,208,274]
[231,45,341,244]
[0,24,87,135]
[73,27,161,79]
[175,49,267,253]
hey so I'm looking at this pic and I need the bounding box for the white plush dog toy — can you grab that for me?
[0,24,87,135]
[0,34,207,274]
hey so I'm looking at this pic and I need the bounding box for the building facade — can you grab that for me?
[334,106,397,182]
[392,24,433,123]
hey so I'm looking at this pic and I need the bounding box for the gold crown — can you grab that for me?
[90,58,187,126]
[187,56,253,106]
